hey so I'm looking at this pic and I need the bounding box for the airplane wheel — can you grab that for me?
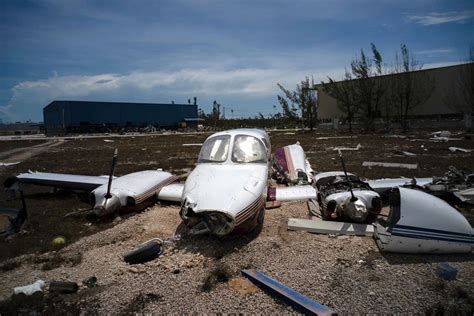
[124,240,163,264]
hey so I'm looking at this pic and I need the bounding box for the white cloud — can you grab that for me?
[2,67,335,121]
[416,48,454,55]
[406,11,474,26]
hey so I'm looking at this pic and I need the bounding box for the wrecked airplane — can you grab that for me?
[272,142,313,185]
[5,129,316,237]
[367,165,474,205]
[374,187,473,254]
[311,171,381,223]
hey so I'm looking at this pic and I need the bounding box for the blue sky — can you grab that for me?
[1,0,473,122]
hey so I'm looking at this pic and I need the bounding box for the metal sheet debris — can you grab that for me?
[316,136,358,140]
[182,143,203,146]
[449,147,471,153]
[331,143,361,151]
[394,151,416,157]
[288,218,374,236]
[0,162,21,167]
[362,161,418,169]
[241,269,335,315]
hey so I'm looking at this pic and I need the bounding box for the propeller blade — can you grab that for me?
[105,148,118,199]
[338,150,357,202]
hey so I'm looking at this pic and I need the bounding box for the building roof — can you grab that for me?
[313,62,472,88]
[44,100,196,109]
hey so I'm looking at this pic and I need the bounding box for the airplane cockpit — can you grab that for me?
[198,132,268,164]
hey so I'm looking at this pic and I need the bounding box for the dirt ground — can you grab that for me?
[0,128,473,314]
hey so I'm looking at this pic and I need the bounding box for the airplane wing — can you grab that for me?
[157,183,184,202]
[367,177,433,194]
[268,185,317,202]
[10,171,112,191]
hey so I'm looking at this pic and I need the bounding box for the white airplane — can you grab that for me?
[7,129,316,236]
[6,128,472,254]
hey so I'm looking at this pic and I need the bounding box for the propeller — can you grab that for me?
[92,148,121,216]
[338,150,357,202]
[105,148,118,199]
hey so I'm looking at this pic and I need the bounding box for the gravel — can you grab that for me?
[1,201,473,314]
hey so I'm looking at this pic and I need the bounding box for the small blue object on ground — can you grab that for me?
[241,269,335,315]
[437,262,458,280]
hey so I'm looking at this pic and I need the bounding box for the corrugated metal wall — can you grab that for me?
[44,101,197,135]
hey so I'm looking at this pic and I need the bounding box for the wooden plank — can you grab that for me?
[288,218,374,236]
[241,269,335,316]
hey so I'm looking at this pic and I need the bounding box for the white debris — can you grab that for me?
[431,130,451,138]
[13,280,45,295]
[383,135,407,139]
[103,139,115,143]
[287,218,374,236]
[362,161,418,170]
[182,143,203,147]
[448,147,472,153]
[0,162,21,167]
[332,143,362,151]
[394,151,417,157]
[317,136,358,140]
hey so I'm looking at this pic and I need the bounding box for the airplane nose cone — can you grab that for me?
[93,194,121,216]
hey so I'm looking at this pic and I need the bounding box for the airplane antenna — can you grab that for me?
[338,150,357,202]
[105,148,118,199]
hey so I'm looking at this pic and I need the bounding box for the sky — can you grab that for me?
[0,0,473,122]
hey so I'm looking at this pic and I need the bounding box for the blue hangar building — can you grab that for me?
[43,100,198,136]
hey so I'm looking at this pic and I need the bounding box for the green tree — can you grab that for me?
[277,77,318,130]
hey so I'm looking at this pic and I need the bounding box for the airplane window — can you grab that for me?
[198,135,231,163]
[232,135,267,163]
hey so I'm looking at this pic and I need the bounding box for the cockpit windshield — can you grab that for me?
[231,135,267,163]
[198,135,231,163]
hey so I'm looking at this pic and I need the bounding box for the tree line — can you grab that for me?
[278,43,439,132]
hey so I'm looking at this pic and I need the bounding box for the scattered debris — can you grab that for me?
[362,161,418,170]
[0,162,21,167]
[241,269,335,315]
[103,139,114,143]
[394,150,416,157]
[437,263,458,281]
[82,276,97,288]
[288,218,374,236]
[431,130,451,138]
[13,280,45,296]
[383,134,407,139]
[448,147,471,153]
[124,239,163,264]
[369,165,474,204]
[331,143,361,151]
[182,143,202,146]
[429,137,463,142]
[49,281,79,294]
[316,136,357,140]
